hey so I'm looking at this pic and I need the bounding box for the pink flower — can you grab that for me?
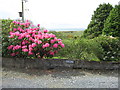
[28,51,33,55]
[25,24,28,27]
[15,31,20,36]
[13,45,21,50]
[54,38,58,41]
[20,23,25,26]
[32,33,35,37]
[38,41,42,44]
[13,28,17,31]
[29,47,33,51]
[44,30,48,33]
[15,21,20,24]
[26,20,29,22]
[27,30,32,34]
[33,28,37,30]
[45,43,50,47]
[10,32,15,36]
[11,53,16,56]
[42,43,50,48]
[33,31,37,33]
[53,44,58,48]
[34,35,38,39]
[22,46,27,48]
[22,49,28,52]
[49,34,56,38]
[34,39,38,43]
[22,41,26,45]
[50,39,55,43]
[31,43,37,47]
[49,51,54,55]
[9,35,14,38]
[37,24,40,27]
[16,45,21,49]
[42,45,45,48]
[29,45,32,48]
[18,36,23,39]
[37,35,43,39]
[17,27,21,31]
[58,41,62,45]
[29,37,33,41]
[38,31,42,34]
[32,25,35,27]
[58,39,62,41]
[19,33,24,37]
[60,44,65,47]
[9,31,13,35]
[24,33,28,36]
[13,47,16,50]
[26,35,30,38]
[21,29,25,33]
[12,21,16,24]
[22,40,29,45]
[7,45,14,50]
[44,35,49,39]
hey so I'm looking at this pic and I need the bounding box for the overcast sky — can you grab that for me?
[0,0,119,29]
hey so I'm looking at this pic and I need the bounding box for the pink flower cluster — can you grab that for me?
[7,20,65,58]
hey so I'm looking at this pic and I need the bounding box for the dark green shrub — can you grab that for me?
[56,36,120,61]
[55,38,104,61]
[54,39,73,58]
[75,38,104,61]
[94,36,120,61]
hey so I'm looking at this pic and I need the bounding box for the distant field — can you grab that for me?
[49,31,84,39]
[56,31,84,35]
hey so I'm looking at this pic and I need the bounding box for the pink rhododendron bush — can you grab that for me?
[7,20,65,59]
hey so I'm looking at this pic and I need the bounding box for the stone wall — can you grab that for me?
[2,58,120,69]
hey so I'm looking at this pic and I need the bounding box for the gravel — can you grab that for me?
[2,67,118,88]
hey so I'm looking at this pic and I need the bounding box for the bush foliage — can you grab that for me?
[2,19,13,57]
[94,36,120,61]
[55,36,120,61]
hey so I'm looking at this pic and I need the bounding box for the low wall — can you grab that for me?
[2,58,120,69]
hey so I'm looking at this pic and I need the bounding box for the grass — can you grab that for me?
[46,56,67,59]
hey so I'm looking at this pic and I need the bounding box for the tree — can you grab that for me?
[102,5,120,37]
[83,3,113,38]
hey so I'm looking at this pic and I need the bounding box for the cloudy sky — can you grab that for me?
[0,0,119,29]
